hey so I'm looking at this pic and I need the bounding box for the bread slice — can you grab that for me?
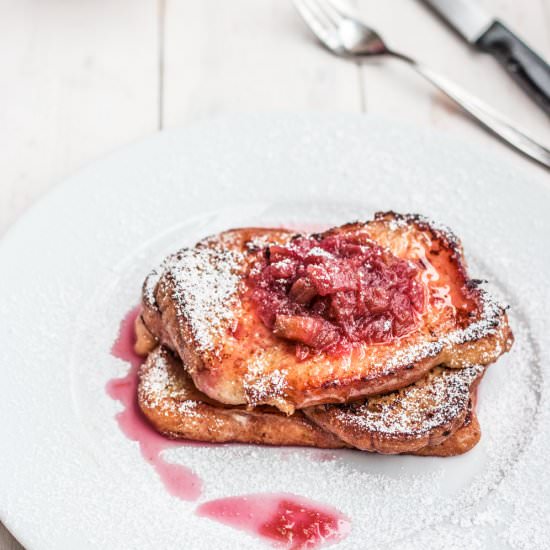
[138,212,512,413]
[302,365,484,454]
[138,347,481,456]
[414,408,480,457]
[138,346,343,448]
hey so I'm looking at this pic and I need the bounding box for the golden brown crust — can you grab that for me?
[138,347,481,456]
[138,347,344,448]
[134,314,158,356]
[137,213,513,413]
[413,409,481,457]
[303,367,484,454]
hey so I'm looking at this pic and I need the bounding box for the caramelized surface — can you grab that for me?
[138,347,481,456]
[138,212,513,413]
[303,365,484,454]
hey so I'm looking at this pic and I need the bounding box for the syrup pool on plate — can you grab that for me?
[197,493,350,549]
[108,307,351,547]
[107,306,202,501]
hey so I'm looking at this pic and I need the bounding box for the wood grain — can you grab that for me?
[162,0,361,127]
[0,0,158,237]
[0,0,157,545]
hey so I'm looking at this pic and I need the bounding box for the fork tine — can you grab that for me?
[312,0,345,27]
[318,0,352,21]
[293,0,338,47]
[296,0,338,32]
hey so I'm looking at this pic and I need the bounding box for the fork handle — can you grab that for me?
[389,51,550,169]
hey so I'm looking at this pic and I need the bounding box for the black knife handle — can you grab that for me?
[477,20,550,117]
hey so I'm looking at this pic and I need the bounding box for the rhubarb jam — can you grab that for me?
[249,233,425,357]
[196,493,350,549]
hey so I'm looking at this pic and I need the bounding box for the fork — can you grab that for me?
[294,0,550,168]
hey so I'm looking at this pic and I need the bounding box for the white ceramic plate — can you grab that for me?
[1,114,549,550]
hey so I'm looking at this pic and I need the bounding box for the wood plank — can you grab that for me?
[0,522,23,550]
[357,0,550,175]
[162,0,362,127]
[0,0,158,541]
[0,0,159,237]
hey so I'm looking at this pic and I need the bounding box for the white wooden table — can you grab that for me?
[0,1,548,548]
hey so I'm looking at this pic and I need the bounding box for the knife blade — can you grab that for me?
[422,0,550,116]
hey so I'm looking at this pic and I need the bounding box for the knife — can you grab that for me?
[422,0,550,117]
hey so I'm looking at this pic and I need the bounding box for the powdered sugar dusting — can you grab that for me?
[139,349,205,426]
[138,349,173,408]
[143,267,161,310]
[385,212,461,249]
[162,247,244,353]
[330,365,483,436]
[445,289,502,345]
[383,286,505,374]
[243,354,289,408]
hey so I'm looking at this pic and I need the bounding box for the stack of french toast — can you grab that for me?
[134,212,513,456]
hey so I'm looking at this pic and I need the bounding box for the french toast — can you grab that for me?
[138,347,481,456]
[302,364,484,454]
[138,346,344,448]
[413,408,481,457]
[137,212,512,414]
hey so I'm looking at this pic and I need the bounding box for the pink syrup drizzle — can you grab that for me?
[107,305,202,501]
[196,493,350,549]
